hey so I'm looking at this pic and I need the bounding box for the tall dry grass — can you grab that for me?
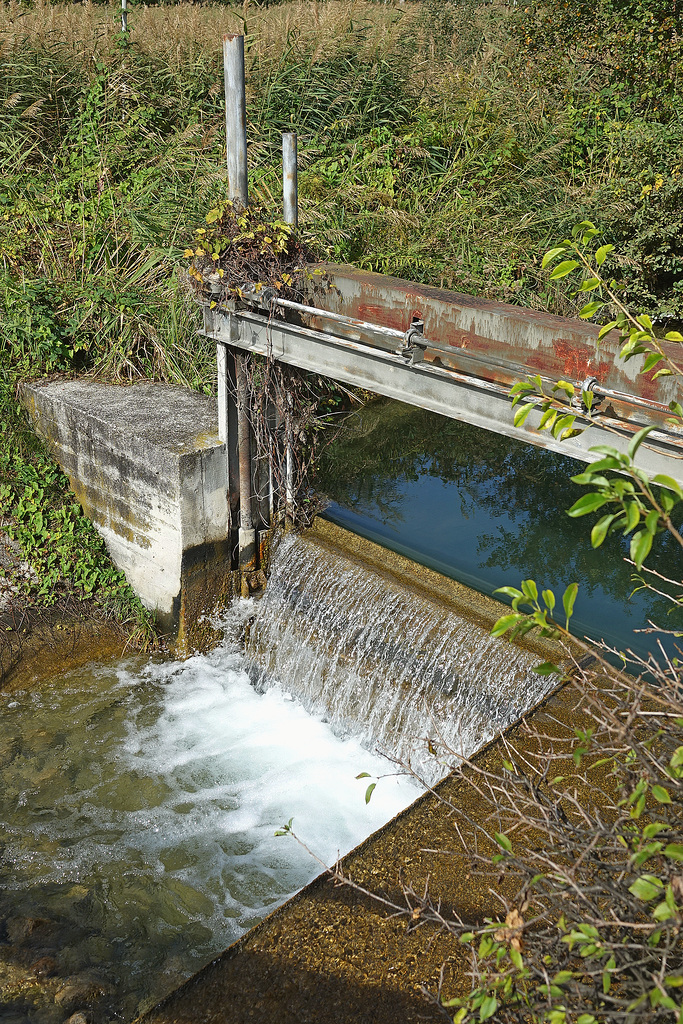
[0,0,423,67]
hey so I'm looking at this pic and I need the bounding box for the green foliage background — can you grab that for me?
[1,0,682,633]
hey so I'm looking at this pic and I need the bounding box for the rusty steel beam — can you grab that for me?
[204,265,683,484]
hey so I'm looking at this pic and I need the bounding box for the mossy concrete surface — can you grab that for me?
[21,380,232,643]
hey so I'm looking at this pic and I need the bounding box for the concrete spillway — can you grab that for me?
[246,522,557,784]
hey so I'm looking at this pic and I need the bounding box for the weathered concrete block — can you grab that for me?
[21,380,231,638]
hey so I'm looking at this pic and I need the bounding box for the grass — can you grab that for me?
[0,0,681,638]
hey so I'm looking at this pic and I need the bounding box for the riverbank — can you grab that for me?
[0,518,155,691]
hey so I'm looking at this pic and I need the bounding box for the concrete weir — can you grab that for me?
[21,380,232,641]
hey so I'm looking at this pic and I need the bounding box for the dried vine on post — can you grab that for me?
[185,201,347,529]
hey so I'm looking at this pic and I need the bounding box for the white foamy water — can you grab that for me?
[247,534,555,783]
[0,614,420,1020]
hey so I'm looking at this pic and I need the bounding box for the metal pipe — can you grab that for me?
[121,0,127,32]
[223,34,248,208]
[285,438,294,518]
[236,354,256,569]
[282,132,298,228]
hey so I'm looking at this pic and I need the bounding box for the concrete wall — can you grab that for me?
[22,380,232,641]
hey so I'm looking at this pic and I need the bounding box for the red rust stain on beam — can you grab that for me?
[306,264,682,414]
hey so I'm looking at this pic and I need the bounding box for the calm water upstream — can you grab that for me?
[0,601,420,1023]
[317,398,683,662]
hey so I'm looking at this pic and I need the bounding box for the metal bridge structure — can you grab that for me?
[207,34,683,572]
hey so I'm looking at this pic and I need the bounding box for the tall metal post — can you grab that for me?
[223,34,248,208]
[236,356,256,571]
[282,133,298,524]
[282,132,298,228]
[121,0,127,33]
[223,33,253,573]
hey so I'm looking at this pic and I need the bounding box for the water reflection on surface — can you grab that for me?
[316,398,683,661]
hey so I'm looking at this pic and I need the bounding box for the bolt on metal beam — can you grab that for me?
[282,132,298,228]
[223,33,248,208]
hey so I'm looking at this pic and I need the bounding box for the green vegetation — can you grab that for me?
[1,0,681,632]
[386,233,683,1023]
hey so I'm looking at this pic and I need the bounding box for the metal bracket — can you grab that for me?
[397,319,426,365]
[579,376,602,414]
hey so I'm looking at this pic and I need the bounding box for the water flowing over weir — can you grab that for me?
[0,526,558,1023]
[245,531,556,785]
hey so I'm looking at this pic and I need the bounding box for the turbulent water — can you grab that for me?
[246,533,555,785]
[0,533,556,1022]
[0,603,419,1022]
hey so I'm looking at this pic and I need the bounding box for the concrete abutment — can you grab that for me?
[21,379,235,646]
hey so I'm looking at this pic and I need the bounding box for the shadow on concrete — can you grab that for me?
[146,947,444,1024]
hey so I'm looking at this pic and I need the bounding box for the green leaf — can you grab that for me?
[641,352,663,373]
[652,900,677,922]
[534,661,560,675]
[665,331,683,342]
[563,582,578,624]
[539,407,557,430]
[513,402,535,428]
[637,313,654,332]
[491,613,523,638]
[494,832,512,852]
[479,996,498,1021]
[629,874,663,901]
[578,300,603,319]
[552,413,575,438]
[509,946,523,970]
[567,492,610,517]
[628,425,656,459]
[494,586,524,601]
[595,244,614,266]
[541,246,568,269]
[521,578,538,601]
[644,509,660,535]
[355,772,371,779]
[591,513,617,548]
[664,843,683,861]
[630,529,653,569]
[597,319,617,340]
[549,259,580,280]
[542,589,555,612]
[652,475,683,500]
[365,783,376,804]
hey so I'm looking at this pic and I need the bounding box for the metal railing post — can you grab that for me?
[223,34,249,208]
[236,356,256,571]
[282,132,298,228]
[121,0,127,33]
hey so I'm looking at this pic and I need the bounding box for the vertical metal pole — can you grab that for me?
[281,132,297,523]
[282,132,298,228]
[223,34,249,208]
[121,0,127,33]
[216,340,241,544]
[236,355,256,570]
[285,438,294,519]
